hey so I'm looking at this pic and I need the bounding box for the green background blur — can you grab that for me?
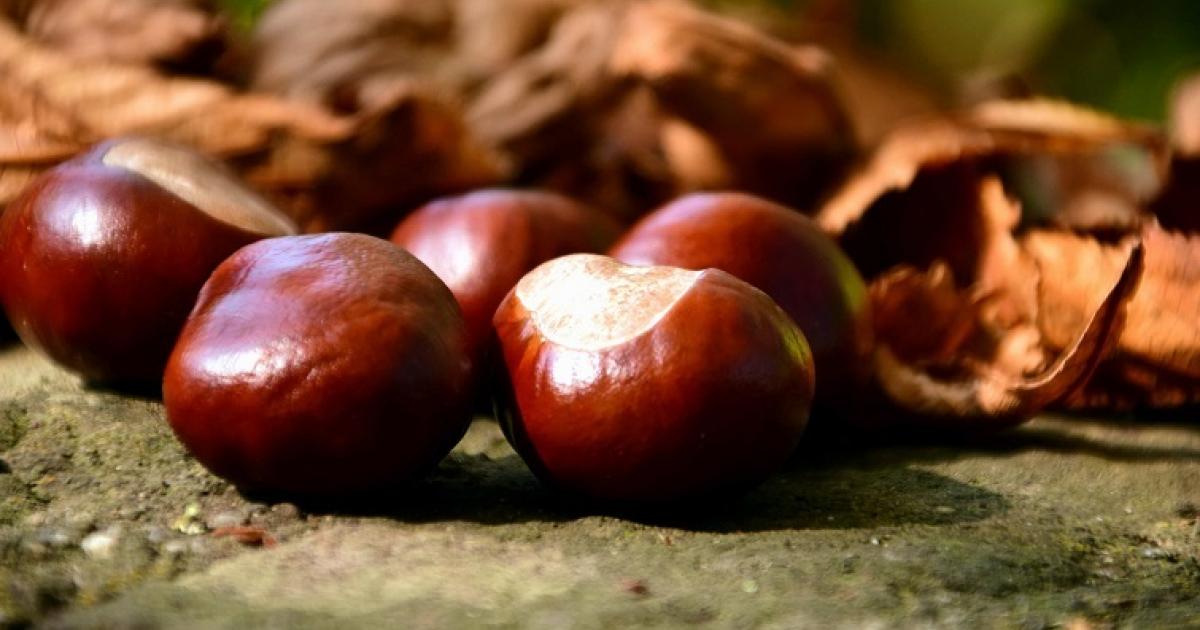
[218,0,1200,123]
[854,0,1200,122]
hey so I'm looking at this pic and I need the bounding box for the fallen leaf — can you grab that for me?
[18,0,225,71]
[871,239,1143,426]
[1027,225,1200,409]
[869,262,979,366]
[0,18,502,231]
[611,0,855,210]
[467,2,670,222]
[251,0,584,111]
[468,2,627,170]
[251,0,458,110]
[817,100,1165,276]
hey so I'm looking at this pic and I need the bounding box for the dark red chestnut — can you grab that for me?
[494,254,814,502]
[0,137,297,384]
[610,192,872,411]
[390,189,620,365]
[163,233,474,495]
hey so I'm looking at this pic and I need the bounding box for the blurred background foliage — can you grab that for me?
[218,0,1200,123]
[857,0,1200,123]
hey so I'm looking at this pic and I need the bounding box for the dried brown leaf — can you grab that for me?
[0,18,350,156]
[20,0,224,70]
[858,172,1144,427]
[1027,226,1200,409]
[968,99,1163,151]
[252,0,458,110]
[467,0,860,218]
[872,240,1143,426]
[468,2,627,165]
[817,100,1166,269]
[466,2,680,221]
[244,82,505,232]
[1058,357,1200,411]
[455,0,592,85]
[870,262,976,368]
[611,0,855,209]
[0,18,502,231]
[251,0,584,110]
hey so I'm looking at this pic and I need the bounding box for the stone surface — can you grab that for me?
[0,345,1198,628]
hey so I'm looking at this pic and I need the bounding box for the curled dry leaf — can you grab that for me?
[610,0,855,210]
[869,262,981,367]
[0,18,501,231]
[816,101,1199,419]
[817,100,1166,279]
[870,239,1143,427]
[1027,226,1200,409]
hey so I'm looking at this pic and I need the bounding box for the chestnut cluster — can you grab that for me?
[0,138,868,502]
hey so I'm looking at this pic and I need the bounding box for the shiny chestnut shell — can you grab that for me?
[390,189,620,363]
[610,192,872,410]
[494,254,814,503]
[0,138,296,384]
[163,233,473,495]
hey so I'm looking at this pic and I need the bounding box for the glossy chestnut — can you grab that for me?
[164,233,474,495]
[390,189,620,366]
[610,192,872,411]
[0,137,297,384]
[494,254,814,503]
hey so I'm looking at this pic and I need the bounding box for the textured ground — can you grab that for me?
[1,344,1198,629]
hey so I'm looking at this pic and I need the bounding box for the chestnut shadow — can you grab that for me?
[266,446,1008,534]
[243,451,577,527]
[620,456,1009,533]
[81,379,164,402]
[819,414,1200,468]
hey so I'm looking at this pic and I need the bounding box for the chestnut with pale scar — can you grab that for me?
[0,136,297,385]
[611,192,873,414]
[494,254,815,503]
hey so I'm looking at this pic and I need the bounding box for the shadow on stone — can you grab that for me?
[269,446,1008,534]
[80,379,163,401]
[631,464,1008,533]
[834,417,1200,467]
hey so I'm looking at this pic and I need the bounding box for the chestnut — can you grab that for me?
[0,137,297,385]
[493,254,814,502]
[609,192,872,412]
[163,233,474,496]
[390,189,620,367]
